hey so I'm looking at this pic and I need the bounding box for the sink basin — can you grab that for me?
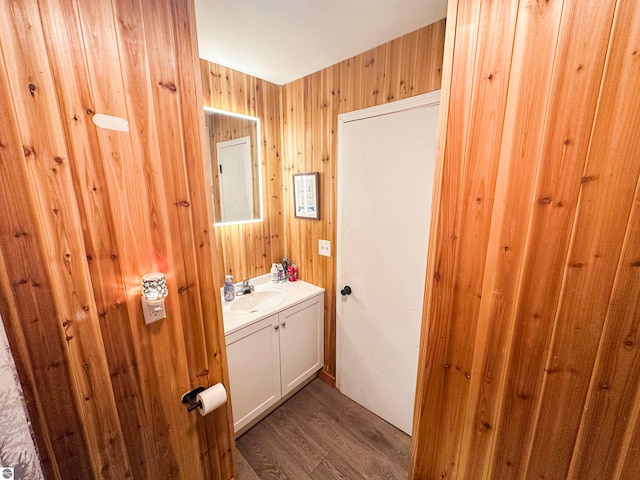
[229,287,287,313]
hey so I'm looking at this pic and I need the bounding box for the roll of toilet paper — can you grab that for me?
[196,383,227,416]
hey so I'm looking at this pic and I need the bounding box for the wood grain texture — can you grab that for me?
[551,1,640,478]
[491,1,615,474]
[236,379,410,480]
[0,0,234,478]
[410,4,480,477]
[511,2,617,478]
[234,449,260,480]
[526,0,640,476]
[200,60,285,284]
[0,0,131,476]
[0,39,93,479]
[37,0,158,476]
[281,20,446,381]
[409,4,458,479]
[173,0,235,473]
[459,1,564,478]
[411,0,640,478]
[428,1,520,477]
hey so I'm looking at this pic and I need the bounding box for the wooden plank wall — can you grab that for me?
[281,20,446,382]
[0,0,235,479]
[410,0,640,478]
[200,60,285,284]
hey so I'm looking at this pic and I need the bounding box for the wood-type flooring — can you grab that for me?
[235,379,410,479]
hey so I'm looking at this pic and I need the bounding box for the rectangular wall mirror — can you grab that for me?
[204,106,263,226]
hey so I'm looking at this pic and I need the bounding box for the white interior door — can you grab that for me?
[336,92,439,435]
[217,135,253,222]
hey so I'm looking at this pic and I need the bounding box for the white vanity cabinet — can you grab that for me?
[225,292,324,434]
[278,295,324,396]
[225,314,281,434]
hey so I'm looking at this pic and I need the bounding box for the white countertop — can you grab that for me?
[221,275,325,335]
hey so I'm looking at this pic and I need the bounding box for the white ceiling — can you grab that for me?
[194,0,448,85]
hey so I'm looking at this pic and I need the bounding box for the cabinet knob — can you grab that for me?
[340,286,352,296]
[274,324,279,330]
[281,321,286,328]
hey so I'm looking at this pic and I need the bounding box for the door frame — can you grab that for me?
[335,90,441,395]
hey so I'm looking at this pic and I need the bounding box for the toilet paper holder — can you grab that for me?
[181,386,205,412]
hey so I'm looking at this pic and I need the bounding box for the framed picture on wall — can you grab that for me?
[293,172,320,220]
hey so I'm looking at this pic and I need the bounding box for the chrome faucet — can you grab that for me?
[236,279,255,296]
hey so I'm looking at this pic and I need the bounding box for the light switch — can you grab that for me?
[319,239,331,257]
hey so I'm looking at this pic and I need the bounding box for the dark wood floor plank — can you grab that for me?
[309,411,407,479]
[236,448,261,480]
[266,405,330,469]
[285,380,410,473]
[303,381,411,467]
[242,409,327,477]
[310,450,366,480]
[236,379,409,480]
[238,424,310,479]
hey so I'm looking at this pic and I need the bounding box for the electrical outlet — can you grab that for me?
[318,239,331,257]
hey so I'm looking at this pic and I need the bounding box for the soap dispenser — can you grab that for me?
[270,263,279,283]
[223,275,235,301]
[277,263,286,282]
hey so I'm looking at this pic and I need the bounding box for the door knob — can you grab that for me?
[340,286,352,296]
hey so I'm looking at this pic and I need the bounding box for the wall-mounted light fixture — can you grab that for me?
[141,272,168,324]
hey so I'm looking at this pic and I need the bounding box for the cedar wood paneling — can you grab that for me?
[411,1,640,479]
[200,60,285,285]
[0,0,234,478]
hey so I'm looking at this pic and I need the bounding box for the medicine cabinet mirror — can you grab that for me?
[204,106,262,226]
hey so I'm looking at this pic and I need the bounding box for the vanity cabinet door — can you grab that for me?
[225,314,281,433]
[279,294,324,396]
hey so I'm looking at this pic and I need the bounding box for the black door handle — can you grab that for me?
[340,286,352,296]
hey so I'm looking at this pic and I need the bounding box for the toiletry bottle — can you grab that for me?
[288,264,298,282]
[223,275,235,301]
[270,263,279,283]
[282,257,289,278]
[277,263,285,282]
